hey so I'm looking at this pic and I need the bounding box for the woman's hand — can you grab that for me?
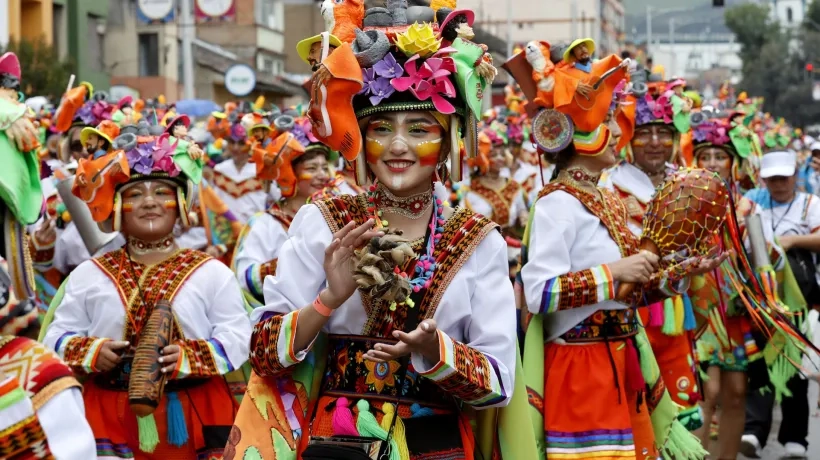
[158,344,181,374]
[679,252,731,277]
[607,251,660,284]
[95,340,130,372]
[322,219,384,309]
[364,319,440,364]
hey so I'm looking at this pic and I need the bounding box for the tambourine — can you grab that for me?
[532,108,573,153]
[128,299,175,417]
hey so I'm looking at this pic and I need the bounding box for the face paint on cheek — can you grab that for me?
[122,202,134,213]
[415,139,442,167]
[163,200,178,210]
[365,138,385,164]
[298,172,314,181]
[661,138,674,147]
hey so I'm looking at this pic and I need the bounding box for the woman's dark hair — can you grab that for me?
[0,73,20,91]
[547,143,577,181]
[292,147,329,169]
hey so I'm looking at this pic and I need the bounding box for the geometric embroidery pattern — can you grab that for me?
[213,170,264,199]
[469,179,522,227]
[0,413,54,459]
[435,339,493,402]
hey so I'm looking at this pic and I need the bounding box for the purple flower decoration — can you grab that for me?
[367,78,395,106]
[292,124,310,147]
[693,121,730,145]
[126,141,155,175]
[358,68,377,95]
[74,102,96,125]
[373,53,403,79]
[635,96,655,126]
[507,123,523,145]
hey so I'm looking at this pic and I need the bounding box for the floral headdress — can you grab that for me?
[692,119,733,150]
[307,6,495,183]
[71,131,204,231]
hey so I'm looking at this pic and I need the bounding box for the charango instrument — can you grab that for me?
[616,168,729,301]
[128,299,175,417]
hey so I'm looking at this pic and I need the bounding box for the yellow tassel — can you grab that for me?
[380,403,409,460]
[673,295,685,335]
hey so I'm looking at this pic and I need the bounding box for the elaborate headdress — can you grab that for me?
[71,127,204,232]
[306,0,495,183]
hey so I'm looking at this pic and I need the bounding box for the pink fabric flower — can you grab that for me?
[652,92,674,123]
[391,49,458,114]
[153,134,181,177]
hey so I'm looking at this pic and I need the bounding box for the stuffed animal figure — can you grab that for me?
[321,0,365,43]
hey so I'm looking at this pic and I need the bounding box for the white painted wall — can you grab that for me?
[0,0,8,47]
[650,41,742,79]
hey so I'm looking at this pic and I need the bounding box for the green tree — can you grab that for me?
[724,2,820,127]
[0,37,75,100]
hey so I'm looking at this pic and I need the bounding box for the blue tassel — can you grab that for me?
[166,392,189,447]
[682,293,697,331]
[410,403,434,418]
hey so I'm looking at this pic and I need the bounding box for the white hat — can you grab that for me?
[810,140,820,152]
[522,140,537,153]
[760,150,797,179]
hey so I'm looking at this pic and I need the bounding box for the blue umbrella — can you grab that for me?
[175,99,221,117]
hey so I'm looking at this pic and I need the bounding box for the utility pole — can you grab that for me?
[646,5,652,60]
[506,0,513,58]
[180,0,195,100]
[571,1,578,41]
[669,17,675,76]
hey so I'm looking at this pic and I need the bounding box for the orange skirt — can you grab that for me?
[544,340,656,459]
[84,377,237,459]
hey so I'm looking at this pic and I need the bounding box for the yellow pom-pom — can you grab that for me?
[61,211,71,223]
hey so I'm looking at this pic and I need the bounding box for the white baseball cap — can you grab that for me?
[760,150,797,179]
[522,140,537,153]
[810,140,820,152]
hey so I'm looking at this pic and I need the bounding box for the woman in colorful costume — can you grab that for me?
[232,116,339,306]
[42,130,251,459]
[689,114,777,459]
[599,77,704,431]
[0,50,96,458]
[510,42,713,458]
[227,6,535,459]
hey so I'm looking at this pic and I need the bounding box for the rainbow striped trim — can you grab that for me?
[546,428,636,458]
[540,265,614,314]
[573,125,611,156]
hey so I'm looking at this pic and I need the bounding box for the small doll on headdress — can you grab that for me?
[165,115,205,177]
[665,78,692,114]
[111,96,136,126]
[80,120,120,160]
[241,112,273,149]
[436,8,497,82]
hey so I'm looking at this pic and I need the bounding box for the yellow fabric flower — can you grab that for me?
[396,23,441,58]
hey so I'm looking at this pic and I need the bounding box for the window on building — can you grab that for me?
[86,14,105,72]
[273,60,283,75]
[787,7,793,23]
[262,57,274,73]
[258,0,277,29]
[52,4,67,59]
[139,33,160,77]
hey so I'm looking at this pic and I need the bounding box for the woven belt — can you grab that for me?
[561,309,640,343]
[321,335,454,408]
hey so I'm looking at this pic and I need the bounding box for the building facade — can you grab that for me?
[769,0,805,27]
[458,0,625,57]
[104,0,302,105]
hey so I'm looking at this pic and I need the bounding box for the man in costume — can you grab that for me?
[227,6,536,459]
[600,77,703,431]
[42,128,251,459]
[0,50,97,458]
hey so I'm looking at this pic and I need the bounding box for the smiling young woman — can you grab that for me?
[228,7,530,460]
[41,130,251,459]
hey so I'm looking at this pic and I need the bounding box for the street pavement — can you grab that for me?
[709,380,820,459]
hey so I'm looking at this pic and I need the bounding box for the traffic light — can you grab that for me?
[807,63,814,72]
[713,0,725,6]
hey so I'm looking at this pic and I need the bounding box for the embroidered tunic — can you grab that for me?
[0,335,96,459]
[252,196,515,406]
[465,178,527,229]
[212,160,276,224]
[233,206,293,301]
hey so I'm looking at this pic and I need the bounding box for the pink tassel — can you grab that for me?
[331,397,360,437]
[624,340,646,394]
[648,301,664,327]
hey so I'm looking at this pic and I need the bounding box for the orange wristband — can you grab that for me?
[313,293,334,317]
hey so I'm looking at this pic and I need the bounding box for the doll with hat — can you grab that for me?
[80,120,121,160]
[165,115,205,180]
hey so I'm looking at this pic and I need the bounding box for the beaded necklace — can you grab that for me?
[365,181,444,310]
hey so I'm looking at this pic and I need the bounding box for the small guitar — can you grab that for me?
[75,151,129,204]
[573,58,631,111]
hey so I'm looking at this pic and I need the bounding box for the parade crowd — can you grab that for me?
[2,1,820,459]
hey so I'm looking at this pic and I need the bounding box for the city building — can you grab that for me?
[2,0,109,90]
[769,0,805,27]
[104,0,303,105]
[458,0,626,57]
